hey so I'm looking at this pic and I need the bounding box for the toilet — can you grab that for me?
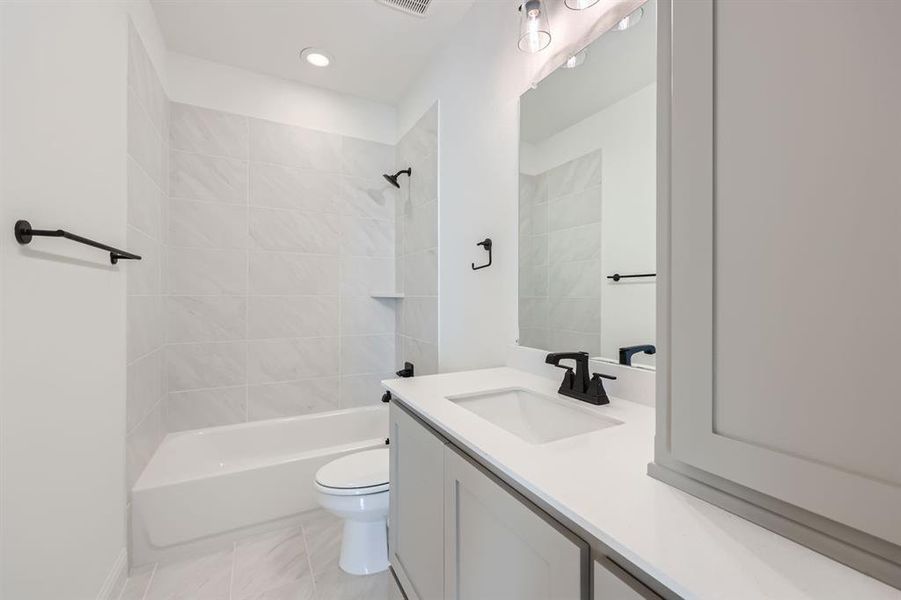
[314,448,390,575]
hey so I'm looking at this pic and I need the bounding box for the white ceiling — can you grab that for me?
[520,0,656,144]
[150,0,475,104]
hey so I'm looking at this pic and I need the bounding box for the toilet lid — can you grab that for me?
[315,448,389,493]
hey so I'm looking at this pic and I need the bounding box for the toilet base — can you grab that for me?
[339,518,389,575]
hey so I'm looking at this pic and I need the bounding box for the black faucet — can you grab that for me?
[618,345,656,367]
[396,362,414,378]
[545,351,616,405]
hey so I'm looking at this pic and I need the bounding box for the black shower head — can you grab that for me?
[383,168,412,189]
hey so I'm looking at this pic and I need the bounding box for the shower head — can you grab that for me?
[383,168,412,188]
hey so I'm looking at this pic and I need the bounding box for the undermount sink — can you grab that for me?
[446,388,622,444]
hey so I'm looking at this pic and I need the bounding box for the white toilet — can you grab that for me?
[314,448,390,575]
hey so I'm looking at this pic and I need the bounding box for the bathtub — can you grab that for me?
[131,405,388,565]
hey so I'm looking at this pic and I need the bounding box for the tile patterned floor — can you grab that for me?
[118,510,403,600]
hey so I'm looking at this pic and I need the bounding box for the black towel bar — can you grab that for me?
[607,273,655,282]
[14,220,142,265]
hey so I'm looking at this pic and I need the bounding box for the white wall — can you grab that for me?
[167,52,396,144]
[397,0,643,372]
[522,84,657,365]
[0,2,136,598]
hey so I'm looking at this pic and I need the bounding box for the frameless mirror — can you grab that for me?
[518,0,657,368]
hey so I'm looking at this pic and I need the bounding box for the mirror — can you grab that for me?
[518,0,657,368]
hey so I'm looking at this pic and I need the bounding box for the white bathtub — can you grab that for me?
[131,405,388,565]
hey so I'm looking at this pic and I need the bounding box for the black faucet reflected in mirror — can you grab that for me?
[618,345,656,367]
[545,351,616,405]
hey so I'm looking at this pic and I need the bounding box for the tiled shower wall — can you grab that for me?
[165,102,398,432]
[396,105,439,375]
[126,24,168,491]
[519,149,602,354]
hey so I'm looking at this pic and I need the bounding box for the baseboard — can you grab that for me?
[648,461,901,591]
[96,547,128,600]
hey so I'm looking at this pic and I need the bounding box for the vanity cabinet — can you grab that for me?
[443,447,587,600]
[390,403,659,600]
[389,404,447,600]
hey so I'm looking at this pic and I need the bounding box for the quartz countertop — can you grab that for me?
[383,367,899,600]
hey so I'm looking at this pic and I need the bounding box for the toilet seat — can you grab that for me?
[315,448,389,496]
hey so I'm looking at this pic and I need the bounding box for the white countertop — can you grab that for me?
[383,367,900,600]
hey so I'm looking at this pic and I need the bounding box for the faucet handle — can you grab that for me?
[587,372,616,405]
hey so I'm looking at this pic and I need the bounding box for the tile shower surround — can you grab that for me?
[165,101,400,433]
[519,149,603,354]
[127,21,440,504]
[395,105,440,376]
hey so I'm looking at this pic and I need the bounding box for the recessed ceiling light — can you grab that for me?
[614,7,644,31]
[300,47,332,67]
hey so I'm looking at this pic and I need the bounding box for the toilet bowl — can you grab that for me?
[314,448,390,575]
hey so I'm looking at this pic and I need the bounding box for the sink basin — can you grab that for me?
[446,388,621,444]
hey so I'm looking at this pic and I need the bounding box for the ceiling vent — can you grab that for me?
[375,0,432,17]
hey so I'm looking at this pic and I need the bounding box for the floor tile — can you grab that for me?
[300,510,343,578]
[143,548,233,600]
[234,578,316,600]
[232,527,313,599]
[313,564,391,600]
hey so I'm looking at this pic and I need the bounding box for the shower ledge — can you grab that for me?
[370,292,405,299]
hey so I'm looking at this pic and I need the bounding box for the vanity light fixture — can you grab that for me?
[614,6,644,31]
[518,0,551,53]
[564,0,600,10]
[563,50,587,69]
[300,47,332,67]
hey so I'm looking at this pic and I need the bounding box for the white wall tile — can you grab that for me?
[167,247,247,295]
[340,216,394,257]
[250,163,339,213]
[170,102,248,159]
[170,150,248,204]
[548,297,600,333]
[127,295,164,362]
[403,200,437,253]
[341,334,395,376]
[247,378,339,420]
[247,296,338,339]
[250,252,338,296]
[250,208,340,253]
[247,338,339,384]
[342,137,395,178]
[127,349,164,433]
[127,156,163,238]
[127,227,162,296]
[167,341,247,391]
[249,118,341,171]
[548,259,602,299]
[127,23,167,138]
[402,336,439,376]
[402,297,438,344]
[546,149,602,198]
[166,386,246,431]
[169,200,248,249]
[548,329,601,356]
[547,186,602,232]
[167,296,247,343]
[341,297,396,335]
[547,223,601,264]
[339,256,394,297]
[403,249,438,296]
[128,87,165,188]
[340,177,396,221]
[126,403,164,489]
[340,373,393,409]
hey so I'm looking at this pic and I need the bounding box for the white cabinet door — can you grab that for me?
[665,0,901,547]
[444,447,587,600]
[389,405,446,600]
